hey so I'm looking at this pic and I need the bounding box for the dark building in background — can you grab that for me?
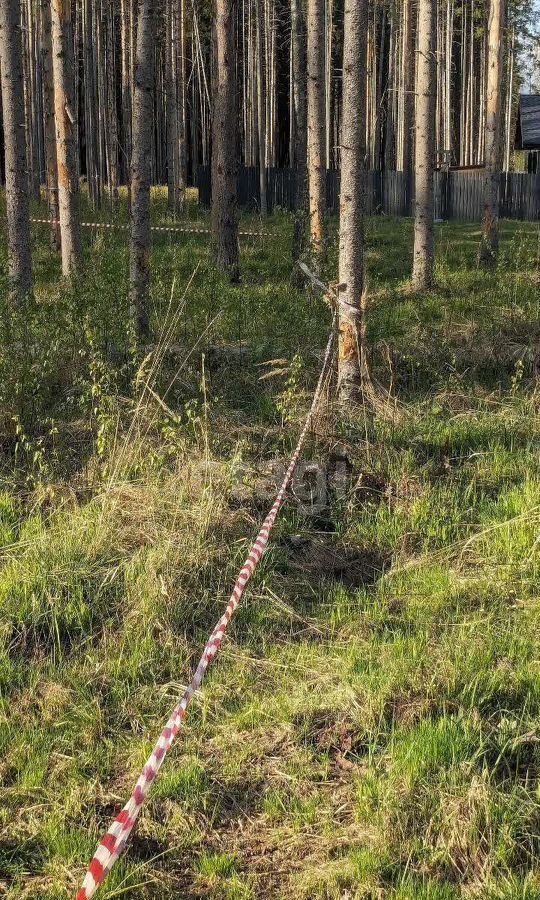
[515,94,540,173]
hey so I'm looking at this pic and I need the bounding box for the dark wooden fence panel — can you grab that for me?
[196,166,540,222]
[502,173,540,221]
[448,171,483,221]
[384,171,410,217]
[524,175,540,220]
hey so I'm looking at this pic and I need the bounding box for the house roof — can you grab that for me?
[515,95,540,151]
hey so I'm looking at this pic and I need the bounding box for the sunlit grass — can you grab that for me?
[1,198,540,897]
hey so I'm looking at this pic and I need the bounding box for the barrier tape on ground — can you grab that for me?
[76,317,336,900]
[27,216,270,238]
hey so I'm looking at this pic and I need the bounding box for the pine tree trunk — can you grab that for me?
[306,0,326,264]
[190,29,200,175]
[129,0,138,207]
[166,0,180,213]
[255,0,267,215]
[176,0,186,205]
[479,0,504,268]
[402,0,415,187]
[22,0,40,201]
[130,0,157,340]
[96,1,107,198]
[33,0,45,187]
[504,25,514,173]
[291,0,307,263]
[373,4,385,171]
[384,7,396,170]
[211,0,240,280]
[324,0,332,168]
[120,0,132,191]
[83,0,99,207]
[338,0,368,403]
[40,0,60,249]
[106,2,119,205]
[51,0,82,277]
[366,9,374,168]
[269,0,275,164]
[444,0,453,161]
[0,0,32,299]
[411,0,436,291]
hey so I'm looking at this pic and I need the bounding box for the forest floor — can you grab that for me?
[1,192,540,900]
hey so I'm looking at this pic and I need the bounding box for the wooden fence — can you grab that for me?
[196,166,540,222]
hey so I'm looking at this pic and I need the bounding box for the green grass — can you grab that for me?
[1,191,540,898]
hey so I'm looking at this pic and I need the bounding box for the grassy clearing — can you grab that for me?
[1,193,540,898]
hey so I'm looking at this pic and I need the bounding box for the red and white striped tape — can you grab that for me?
[76,320,336,900]
[28,217,270,238]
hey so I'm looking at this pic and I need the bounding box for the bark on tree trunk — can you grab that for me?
[120,0,132,190]
[411,0,436,291]
[105,2,119,205]
[176,0,186,206]
[166,0,180,214]
[338,0,368,403]
[83,0,100,208]
[384,6,396,171]
[504,25,514,174]
[255,0,267,215]
[479,0,504,268]
[306,0,326,265]
[402,0,415,195]
[40,0,60,249]
[130,0,157,340]
[291,0,308,263]
[211,0,240,281]
[22,0,40,202]
[51,0,82,278]
[0,0,33,299]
